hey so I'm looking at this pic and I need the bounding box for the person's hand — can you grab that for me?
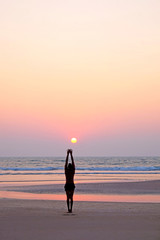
[67,149,73,155]
[67,149,70,155]
[70,149,73,154]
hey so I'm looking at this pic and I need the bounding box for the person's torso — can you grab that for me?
[65,168,75,183]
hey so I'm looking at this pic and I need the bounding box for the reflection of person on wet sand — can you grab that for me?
[64,149,75,213]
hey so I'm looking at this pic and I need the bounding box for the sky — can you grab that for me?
[0,0,160,156]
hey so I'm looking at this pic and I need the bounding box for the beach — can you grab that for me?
[0,180,160,240]
[0,199,160,240]
[1,0,160,238]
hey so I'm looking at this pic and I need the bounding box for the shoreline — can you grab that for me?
[0,180,160,203]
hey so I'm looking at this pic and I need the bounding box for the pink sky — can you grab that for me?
[0,0,160,156]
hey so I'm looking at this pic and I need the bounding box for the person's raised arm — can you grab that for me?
[65,149,70,169]
[70,150,75,169]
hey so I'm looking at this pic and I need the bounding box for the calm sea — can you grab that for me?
[0,156,160,183]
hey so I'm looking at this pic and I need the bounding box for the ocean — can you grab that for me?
[0,156,160,184]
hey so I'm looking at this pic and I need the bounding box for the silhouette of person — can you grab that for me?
[64,149,75,213]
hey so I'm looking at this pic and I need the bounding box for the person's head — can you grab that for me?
[67,163,73,170]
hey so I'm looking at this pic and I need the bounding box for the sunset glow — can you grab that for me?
[0,0,160,156]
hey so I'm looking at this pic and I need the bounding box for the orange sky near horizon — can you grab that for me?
[0,0,160,155]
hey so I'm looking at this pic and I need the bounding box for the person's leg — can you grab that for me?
[66,190,74,213]
[70,197,73,212]
[70,190,74,213]
[66,191,70,212]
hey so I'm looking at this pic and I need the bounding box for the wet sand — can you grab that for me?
[1,180,160,202]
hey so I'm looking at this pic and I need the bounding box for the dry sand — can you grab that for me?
[0,198,160,240]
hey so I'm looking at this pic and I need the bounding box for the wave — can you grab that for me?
[77,166,160,171]
[0,166,160,172]
[0,167,63,171]
[0,171,160,176]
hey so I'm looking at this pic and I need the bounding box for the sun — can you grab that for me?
[71,137,77,143]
